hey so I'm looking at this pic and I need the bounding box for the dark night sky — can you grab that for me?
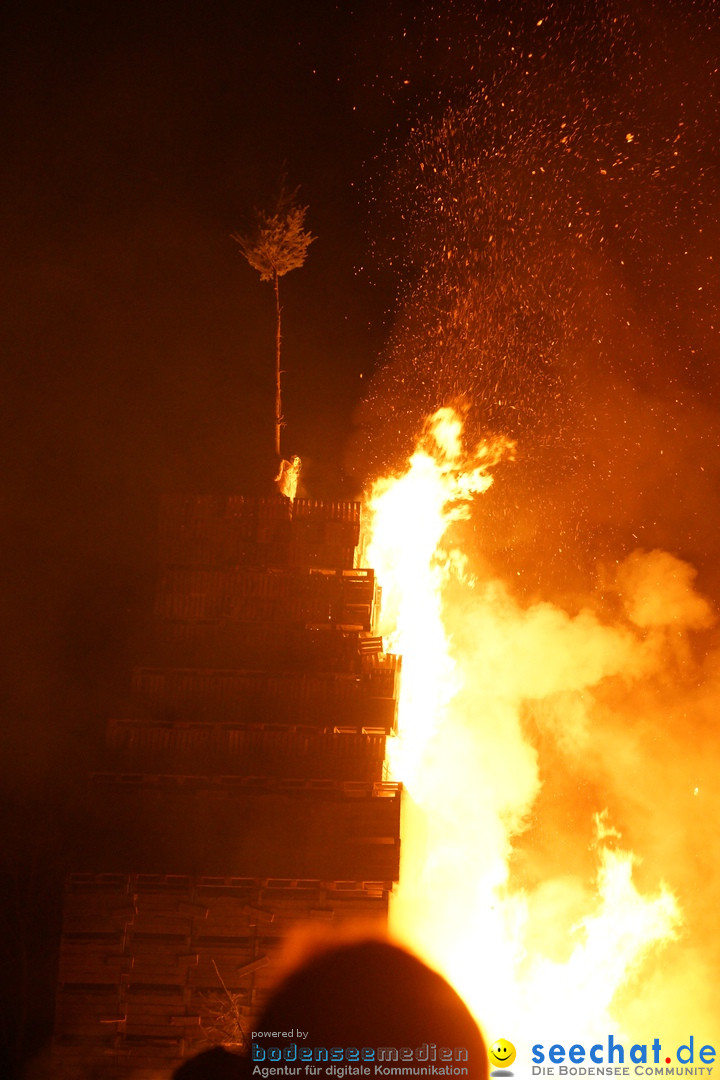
[2,0,720,1068]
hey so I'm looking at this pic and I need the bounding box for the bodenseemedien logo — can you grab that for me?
[251,1041,472,1075]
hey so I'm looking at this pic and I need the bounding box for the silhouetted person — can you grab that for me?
[172,1046,243,1079]
[248,938,488,1078]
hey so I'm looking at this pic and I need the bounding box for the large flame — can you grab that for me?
[364,408,682,1051]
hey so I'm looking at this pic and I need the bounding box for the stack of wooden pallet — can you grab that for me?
[53,495,402,1078]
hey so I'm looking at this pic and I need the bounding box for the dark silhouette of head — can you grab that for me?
[251,938,488,1078]
[172,1046,243,1079]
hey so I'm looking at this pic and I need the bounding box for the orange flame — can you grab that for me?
[364,407,681,1050]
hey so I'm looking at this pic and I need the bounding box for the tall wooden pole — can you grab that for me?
[274,270,282,460]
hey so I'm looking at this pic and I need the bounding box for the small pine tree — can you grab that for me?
[232,185,315,460]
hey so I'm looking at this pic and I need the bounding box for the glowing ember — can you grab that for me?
[364,407,683,1050]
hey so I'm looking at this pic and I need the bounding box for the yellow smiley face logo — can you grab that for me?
[489,1039,517,1069]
